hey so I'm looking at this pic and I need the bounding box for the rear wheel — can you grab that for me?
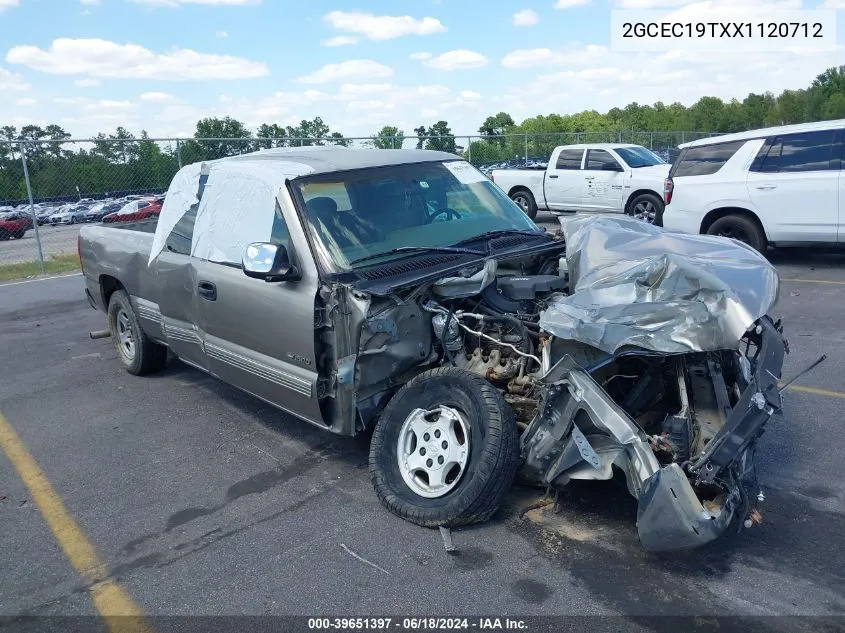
[626,192,663,224]
[107,290,167,376]
[706,214,767,253]
[510,189,538,220]
[369,367,521,528]
[13,230,25,239]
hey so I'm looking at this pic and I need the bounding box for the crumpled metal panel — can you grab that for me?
[539,215,780,354]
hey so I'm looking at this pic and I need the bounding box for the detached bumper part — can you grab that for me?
[636,464,735,551]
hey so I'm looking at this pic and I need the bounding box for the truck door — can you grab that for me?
[543,148,584,211]
[191,167,324,427]
[151,173,208,371]
[580,149,626,212]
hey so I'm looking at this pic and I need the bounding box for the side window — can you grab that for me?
[555,149,584,170]
[758,130,837,173]
[671,141,746,177]
[164,173,208,256]
[269,200,292,252]
[585,149,621,171]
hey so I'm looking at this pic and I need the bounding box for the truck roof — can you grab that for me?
[211,146,461,177]
[552,143,643,150]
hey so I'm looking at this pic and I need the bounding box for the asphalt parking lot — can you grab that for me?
[1,214,844,630]
[1,224,80,264]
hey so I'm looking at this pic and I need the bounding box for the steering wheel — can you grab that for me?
[428,206,462,222]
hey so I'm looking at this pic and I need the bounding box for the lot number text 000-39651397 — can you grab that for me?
[610,9,837,52]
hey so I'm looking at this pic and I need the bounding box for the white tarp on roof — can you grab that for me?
[148,155,313,266]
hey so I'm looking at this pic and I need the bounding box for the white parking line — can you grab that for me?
[0,272,82,288]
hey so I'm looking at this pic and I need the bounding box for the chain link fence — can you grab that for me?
[0,131,721,273]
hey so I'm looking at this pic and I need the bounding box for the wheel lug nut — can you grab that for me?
[438,456,444,465]
[441,441,448,449]
[420,447,426,456]
[434,430,441,438]
[426,458,433,468]
[423,433,430,441]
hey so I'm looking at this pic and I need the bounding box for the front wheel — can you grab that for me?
[13,230,25,239]
[626,192,664,224]
[107,290,167,376]
[510,190,538,220]
[369,367,521,528]
[706,214,767,253]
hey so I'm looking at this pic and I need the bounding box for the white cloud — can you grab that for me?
[0,67,29,91]
[821,0,845,7]
[297,59,393,84]
[74,78,101,87]
[497,44,844,125]
[0,0,20,11]
[458,90,481,100]
[80,0,101,5]
[339,83,394,94]
[513,9,539,26]
[617,0,800,6]
[140,91,175,103]
[555,0,591,7]
[321,36,358,47]
[5,38,269,80]
[15,97,36,106]
[501,48,559,69]
[323,11,446,40]
[410,52,433,60]
[130,0,260,6]
[216,31,228,38]
[424,49,488,71]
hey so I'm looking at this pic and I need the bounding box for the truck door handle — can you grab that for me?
[198,281,217,301]
[756,185,776,191]
[548,174,559,179]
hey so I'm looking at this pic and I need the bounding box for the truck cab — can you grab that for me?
[491,143,670,223]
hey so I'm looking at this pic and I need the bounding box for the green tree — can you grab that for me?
[422,121,456,153]
[195,116,254,159]
[256,123,288,149]
[478,112,515,147]
[368,125,405,149]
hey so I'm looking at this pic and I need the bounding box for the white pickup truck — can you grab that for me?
[492,143,671,223]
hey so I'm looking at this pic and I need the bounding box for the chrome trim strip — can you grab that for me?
[205,342,312,398]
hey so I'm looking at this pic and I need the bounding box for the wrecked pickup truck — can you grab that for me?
[78,147,788,551]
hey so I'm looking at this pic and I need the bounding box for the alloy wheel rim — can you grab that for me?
[396,406,470,499]
[116,309,136,361]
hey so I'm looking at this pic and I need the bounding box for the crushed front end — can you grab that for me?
[520,215,788,551]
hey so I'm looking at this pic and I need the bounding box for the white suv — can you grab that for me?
[662,119,844,252]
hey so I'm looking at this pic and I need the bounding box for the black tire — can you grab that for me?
[626,192,663,225]
[369,367,521,528]
[13,230,25,239]
[706,214,767,253]
[510,189,538,220]
[107,290,167,376]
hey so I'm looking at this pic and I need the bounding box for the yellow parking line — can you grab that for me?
[781,278,845,285]
[0,412,151,633]
[782,384,845,399]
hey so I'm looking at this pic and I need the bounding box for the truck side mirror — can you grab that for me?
[242,242,300,283]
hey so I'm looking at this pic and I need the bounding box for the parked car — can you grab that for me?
[78,147,788,552]
[491,144,670,222]
[662,119,845,252]
[49,204,89,225]
[102,198,163,224]
[0,211,34,240]
[84,201,122,222]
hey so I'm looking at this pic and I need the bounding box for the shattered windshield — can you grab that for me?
[614,146,666,168]
[291,161,542,272]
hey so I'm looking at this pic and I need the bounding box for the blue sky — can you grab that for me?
[1,0,843,140]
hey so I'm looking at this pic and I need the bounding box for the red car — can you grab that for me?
[102,198,164,224]
[0,211,34,240]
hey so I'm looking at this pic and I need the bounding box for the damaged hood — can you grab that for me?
[539,215,779,354]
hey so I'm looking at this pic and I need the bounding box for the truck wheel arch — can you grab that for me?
[625,189,665,210]
[100,275,125,309]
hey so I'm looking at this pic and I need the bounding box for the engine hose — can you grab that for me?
[474,308,534,353]
[443,309,457,367]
